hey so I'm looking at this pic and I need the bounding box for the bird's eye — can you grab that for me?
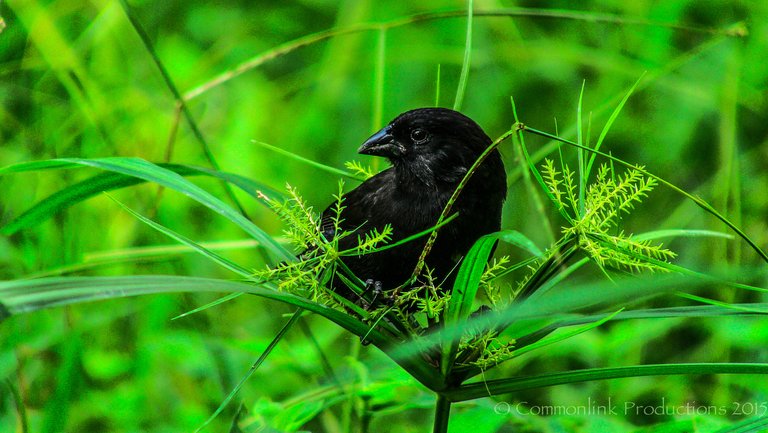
[410,128,429,144]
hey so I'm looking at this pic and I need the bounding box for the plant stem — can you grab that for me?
[433,394,452,433]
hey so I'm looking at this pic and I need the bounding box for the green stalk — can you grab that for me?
[117,0,250,219]
[432,394,452,433]
[453,0,473,111]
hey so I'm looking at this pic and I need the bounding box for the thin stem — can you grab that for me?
[117,0,251,220]
[183,9,744,101]
[520,125,768,263]
[453,0,473,111]
[409,128,518,283]
[433,394,452,433]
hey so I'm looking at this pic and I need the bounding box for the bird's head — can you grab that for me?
[358,108,495,185]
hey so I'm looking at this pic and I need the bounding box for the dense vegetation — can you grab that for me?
[1,1,766,432]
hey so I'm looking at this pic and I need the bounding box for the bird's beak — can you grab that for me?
[358,126,404,157]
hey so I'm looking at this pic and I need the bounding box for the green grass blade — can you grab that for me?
[511,99,572,224]
[453,0,473,111]
[252,140,364,181]
[577,80,586,217]
[107,194,253,278]
[413,128,516,280]
[194,309,303,433]
[0,160,84,173]
[2,157,293,261]
[338,213,459,256]
[173,293,244,321]
[677,293,768,313]
[714,415,768,433]
[372,28,386,131]
[632,229,734,241]
[497,230,544,257]
[511,309,622,357]
[0,161,283,236]
[0,275,443,390]
[116,0,251,219]
[82,158,292,262]
[585,73,645,179]
[446,363,768,402]
[441,234,498,376]
[512,303,768,352]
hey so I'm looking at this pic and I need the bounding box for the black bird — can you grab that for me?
[319,108,506,302]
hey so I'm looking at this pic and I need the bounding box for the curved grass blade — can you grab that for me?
[441,234,498,376]
[338,212,459,256]
[116,0,251,220]
[585,74,645,179]
[1,161,283,236]
[714,415,768,433]
[194,309,303,433]
[0,276,443,391]
[445,363,768,402]
[393,269,748,368]
[106,194,254,320]
[453,0,473,111]
[183,8,741,101]
[510,308,623,358]
[497,230,544,257]
[108,193,252,278]
[252,140,364,181]
[2,157,293,262]
[513,303,768,351]
[632,229,734,241]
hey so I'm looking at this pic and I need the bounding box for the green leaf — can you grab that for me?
[194,309,303,433]
[632,229,734,241]
[585,73,645,179]
[441,234,497,376]
[107,194,252,278]
[0,275,444,391]
[1,160,283,236]
[1,157,293,262]
[497,230,544,257]
[511,309,623,357]
[714,415,768,433]
[453,0,473,111]
[445,363,768,402]
[252,140,364,181]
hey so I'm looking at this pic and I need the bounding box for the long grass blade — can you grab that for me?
[0,161,283,235]
[194,309,303,433]
[714,415,768,433]
[441,234,497,376]
[0,275,443,390]
[107,194,252,278]
[585,73,645,179]
[116,0,250,219]
[2,157,293,261]
[446,363,768,402]
[252,140,364,181]
[511,309,622,358]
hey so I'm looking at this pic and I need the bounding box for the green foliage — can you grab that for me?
[543,158,677,273]
[344,160,377,180]
[2,1,768,433]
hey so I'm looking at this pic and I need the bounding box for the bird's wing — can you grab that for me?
[319,168,395,243]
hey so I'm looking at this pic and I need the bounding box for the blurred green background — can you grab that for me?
[1,0,767,432]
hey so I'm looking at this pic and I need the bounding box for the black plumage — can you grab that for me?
[320,108,506,299]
